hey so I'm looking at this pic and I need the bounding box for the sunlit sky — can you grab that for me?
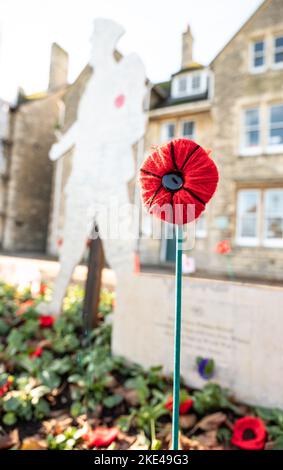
[0,0,263,102]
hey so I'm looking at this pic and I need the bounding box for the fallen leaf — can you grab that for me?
[191,412,227,434]
[129,434,149,450]
[179,414,197,430]
[21,437,47,450]
[195,430,218,448]
[0,430,19,450]
[180,434,208,451]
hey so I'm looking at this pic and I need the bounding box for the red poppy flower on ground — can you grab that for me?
[165,396,193,415]
[85,427,119,448]
[39,315,55,328]
[231,416,267,450]
[139,139,218,225]
[215,240,231,255]
[16,299,34,316]
[0,376,14,397]
[29,346,43,358]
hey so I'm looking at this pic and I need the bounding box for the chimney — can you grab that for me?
[181,25,193,69]
[48,43,69,92]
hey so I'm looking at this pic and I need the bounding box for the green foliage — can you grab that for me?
[193,383,241,415]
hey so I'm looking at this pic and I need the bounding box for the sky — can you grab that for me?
[0,0,263,102]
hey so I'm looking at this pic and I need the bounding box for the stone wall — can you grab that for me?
[211,0,283,280]
[2,92,62,252]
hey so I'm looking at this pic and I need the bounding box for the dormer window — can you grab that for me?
[171,70,208,99]
[192,74,201,91]
[178,77,187,94]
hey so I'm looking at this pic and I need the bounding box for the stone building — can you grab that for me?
[0,44,68,252]
[139,0,283,282]
[1,0,283,282]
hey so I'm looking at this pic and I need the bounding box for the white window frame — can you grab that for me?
[160,122,175,143]
[236,189,260,246]
[250,39,266,73]
[263,189,283,248]
[273,35,283,69]
[266,104,283,154]
[181,120,195,140]
[171,71,208,99]
[240,107,262,156]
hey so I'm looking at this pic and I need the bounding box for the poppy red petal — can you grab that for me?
[139,139,218,225]
[231,417,267,451]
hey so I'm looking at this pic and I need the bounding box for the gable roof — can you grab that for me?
[211,0,270,66]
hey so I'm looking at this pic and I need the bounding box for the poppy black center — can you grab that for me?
[242,429,256,441]
[162,172,183,192]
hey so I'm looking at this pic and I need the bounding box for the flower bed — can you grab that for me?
[0,281,282,450]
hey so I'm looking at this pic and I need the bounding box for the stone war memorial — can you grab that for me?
[1,0,283,455]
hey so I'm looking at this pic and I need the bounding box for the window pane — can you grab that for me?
[241,217,257,237]
[265,218,283,239]
[275,52,283,63]
[254,41,264,52]
[265,191,283,215]
[238,191,259,240]
[264,191,283,241]
[183,121,195,138]
[271,105,283,123]
[269,105,283,145]
[270,128,283,145]
[254,56,264,67]
[192,75,201,90]
[178,78,187,93]
[275,36,283,48]
[161,123,175,142]
[245,108,259,126]
[168,124,175,138]
[246,130,259,146]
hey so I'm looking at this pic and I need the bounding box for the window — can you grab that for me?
[182,121,195,139]
[236,189,283,247]
[237,190,259,245]
[192,74,201,91]
[274,36,283,66]
[264,190,283,246]
[178,77,187,94]
[160,122,175,143]
[269,104,283,147]
[196,213,206,238]
[243,108,260,148]
[251,40,265,71]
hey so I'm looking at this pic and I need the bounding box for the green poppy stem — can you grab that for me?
[172,224,183,450]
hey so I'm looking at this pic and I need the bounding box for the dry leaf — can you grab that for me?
[192,412,227,433]
[180,434,207,451]
[129,434,149,450]
[114,386,139,407]
[196,430,218,448]
[21,437,47,450]
[179,414,197,430]
[0,430,19,450]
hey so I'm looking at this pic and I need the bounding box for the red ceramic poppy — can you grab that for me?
[165,396,193,415]
[215,240,231,254]
[86,427,119,448]
[231,416,267,450]
[0,376,13,397]
[39,283,48,296]
[139,139,218,225]
[39,315,55,328]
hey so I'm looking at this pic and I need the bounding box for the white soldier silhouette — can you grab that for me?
[46,19,146,315]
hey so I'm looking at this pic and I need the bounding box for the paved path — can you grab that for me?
[0,253,116,290]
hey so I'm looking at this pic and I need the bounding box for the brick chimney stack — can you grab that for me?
[181,25,194,69]
[48,43,69,92]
